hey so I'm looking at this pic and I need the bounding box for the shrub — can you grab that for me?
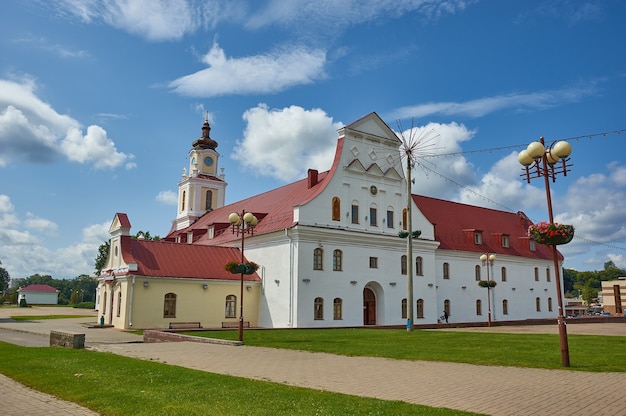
[73,301,95,309]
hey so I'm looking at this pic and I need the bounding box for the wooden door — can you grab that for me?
[363,288,376,325]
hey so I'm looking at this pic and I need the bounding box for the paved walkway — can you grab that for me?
[1,307,626,415]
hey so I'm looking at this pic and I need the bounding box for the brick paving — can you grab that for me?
[1,307,626,415]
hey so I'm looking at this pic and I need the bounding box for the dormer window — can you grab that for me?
[502,235,509,248]
[474,231,483,244]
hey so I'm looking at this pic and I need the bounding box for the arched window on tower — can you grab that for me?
[205,190,213,211]
[181,191,186,212]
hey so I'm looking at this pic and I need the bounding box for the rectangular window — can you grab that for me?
[443,262,450,279]
[530,240,536,251]
[351,205,359,224]
[369,257,378,269]
[474,232,482,244]
[369,207,377,226]
[386,210,394,228]
[502,235,509,248]
[546,268,551,282]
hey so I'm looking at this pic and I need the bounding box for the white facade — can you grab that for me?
[163,112,563,329]
[214,113,561,328]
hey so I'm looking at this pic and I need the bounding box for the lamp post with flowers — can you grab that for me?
[479,253,496,327]
[227,210,258,343]
[518,136,573,367]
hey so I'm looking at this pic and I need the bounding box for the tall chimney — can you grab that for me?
[307,169,318,189]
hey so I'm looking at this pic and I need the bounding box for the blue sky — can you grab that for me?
[1,0,625,280]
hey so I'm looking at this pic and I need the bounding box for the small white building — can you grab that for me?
[17,284,59,305]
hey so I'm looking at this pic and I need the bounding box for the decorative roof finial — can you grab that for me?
[192,110,218,149]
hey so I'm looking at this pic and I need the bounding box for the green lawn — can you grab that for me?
[182,328,626,372]
[0,342,480,416]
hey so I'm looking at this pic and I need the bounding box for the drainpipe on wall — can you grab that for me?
[128,276,135,327]
[285,228,294,328]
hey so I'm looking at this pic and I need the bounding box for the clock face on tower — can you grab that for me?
[204,157,213,166]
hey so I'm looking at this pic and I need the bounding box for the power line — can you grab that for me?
[422,128,626,158]
[409,129,626,253]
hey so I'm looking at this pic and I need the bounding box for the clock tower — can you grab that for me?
[174,114,227,231]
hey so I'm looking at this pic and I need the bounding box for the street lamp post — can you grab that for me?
[228,210,258,343]
[518,136,573,367]
[480,253,496,327]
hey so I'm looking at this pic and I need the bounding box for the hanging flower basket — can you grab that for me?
[528,222,575,245]
[398,230,421,239]
[478,280,497,288]
[224,261,259,275]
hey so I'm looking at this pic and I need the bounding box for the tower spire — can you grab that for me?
[193,113,217,149]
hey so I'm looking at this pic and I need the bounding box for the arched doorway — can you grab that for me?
[363,287,376,325]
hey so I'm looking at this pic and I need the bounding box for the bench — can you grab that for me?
[221,321,250,328]
[168,322,202,330]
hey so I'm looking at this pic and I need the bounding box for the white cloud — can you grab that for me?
[56,0,471,42]
[0,196,38,247]
[82,221,112,243]
[61,125,134,169]
[0,209,109,279]
[457,152,546,212]
[58,0,243,41]
[169,43,326,97]
[0,78,134,169]
[232,104,342,182]
[557,164,626,244]
[0,195,14,213]
[156,190,178,205]
[24,212,58,236]
[388,83,599,120]
[246,0,474,30]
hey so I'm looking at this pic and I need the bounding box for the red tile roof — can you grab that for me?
[19,284,59,293]
[118,238,260,281]
[412,194,562,261]
[168,138,345,245]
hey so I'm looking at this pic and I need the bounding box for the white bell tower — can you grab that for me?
[174,113,227,231]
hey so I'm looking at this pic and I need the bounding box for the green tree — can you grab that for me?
[0,260,10,293]
[94,241,110,276]
[23,274,54,286]
[599,260,625,281]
